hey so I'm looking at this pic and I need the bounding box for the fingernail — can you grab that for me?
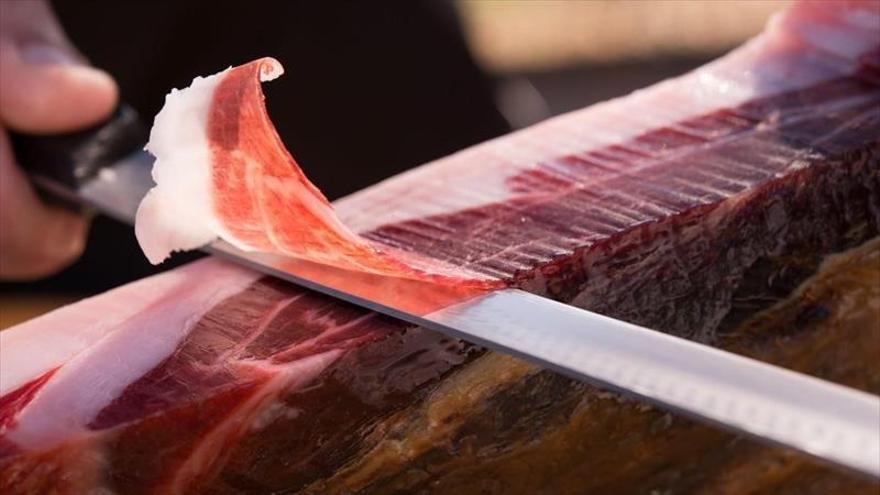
[19,43,79,66]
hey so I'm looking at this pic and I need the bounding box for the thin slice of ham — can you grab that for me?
[135,59,492,285]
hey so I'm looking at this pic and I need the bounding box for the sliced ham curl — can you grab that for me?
[135,58,493,285]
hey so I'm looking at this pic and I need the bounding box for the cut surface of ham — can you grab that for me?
[4,1,880,493]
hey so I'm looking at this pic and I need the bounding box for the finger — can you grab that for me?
[0,129,89,280]
[0,41,118,134]
[0,2,117,134]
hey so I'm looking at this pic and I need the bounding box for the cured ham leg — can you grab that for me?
[2,1,879,493]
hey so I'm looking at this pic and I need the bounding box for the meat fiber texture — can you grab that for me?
[2,1,879,493]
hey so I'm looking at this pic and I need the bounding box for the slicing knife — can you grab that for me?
[12,107,880,479]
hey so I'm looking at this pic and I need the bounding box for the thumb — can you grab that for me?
[0,2,117,134]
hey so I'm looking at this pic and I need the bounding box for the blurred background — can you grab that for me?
[0,0,786,328]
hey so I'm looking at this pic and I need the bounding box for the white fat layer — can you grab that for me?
[0,259,218,395]
[135,69,228,264]
[5,261,259,450]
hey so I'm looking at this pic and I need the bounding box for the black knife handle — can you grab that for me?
[10,105,148,196]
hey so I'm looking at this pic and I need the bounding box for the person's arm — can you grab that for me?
[0,0,117,279]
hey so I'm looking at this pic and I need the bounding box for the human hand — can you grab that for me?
[0,0,117,279]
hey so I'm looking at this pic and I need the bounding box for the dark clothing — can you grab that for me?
[5,0,508,293]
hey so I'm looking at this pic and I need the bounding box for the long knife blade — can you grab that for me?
[29,147,880,479]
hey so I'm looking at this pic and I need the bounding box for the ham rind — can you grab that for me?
[4,1,880,494]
